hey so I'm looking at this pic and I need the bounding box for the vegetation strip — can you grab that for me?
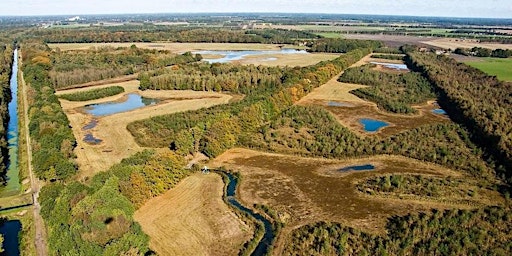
[57,86,125,101]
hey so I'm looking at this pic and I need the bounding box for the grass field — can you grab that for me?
[58,80,234,179]
[209,148,503,254]
[134,173,251,256]
[465,58,512,81]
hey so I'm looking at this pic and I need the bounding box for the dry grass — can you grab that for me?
[134,173,251,256]
[423,38,512,50]
[233,52,339,67]
[209,148,504,254]
[58,80,233,179]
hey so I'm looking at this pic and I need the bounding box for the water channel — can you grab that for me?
[0,49,20,198]
[221,172,274,256]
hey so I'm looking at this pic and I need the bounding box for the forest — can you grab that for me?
[22,42,77,181]
[283,206,512,255]
[39,150,189,255]
[406,51,512,182]
[0,44,13,182]
[50,46,200,88]
[338,64,436,114]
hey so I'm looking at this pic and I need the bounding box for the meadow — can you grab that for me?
[464,57,512,81]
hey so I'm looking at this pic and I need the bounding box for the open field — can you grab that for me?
[209,148,503,254]
[464,57,512,81]
[58,80,234,179]
[234,52,339,66]
[134,173,251,256]
[423,38,512,50]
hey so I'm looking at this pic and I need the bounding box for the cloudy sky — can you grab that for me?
[2,0,511,18]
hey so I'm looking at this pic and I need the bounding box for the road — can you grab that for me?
[18,51,48,256]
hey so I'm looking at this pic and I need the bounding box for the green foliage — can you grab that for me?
[339,64,436,114]
[22,43,77,181]
[307,38,382,53]
[284,206,512,255]
[0,43,14,180]
[50,47,198,88]
[58,86,124,101]
[407,52,512,182]
[39,150,188,255]
[370,54,404,60]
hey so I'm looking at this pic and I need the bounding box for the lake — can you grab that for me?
[195,49,308,63]
[84,93,159,116]
[359,118,389,132]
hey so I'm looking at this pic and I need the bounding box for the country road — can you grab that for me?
[18,51,48,256]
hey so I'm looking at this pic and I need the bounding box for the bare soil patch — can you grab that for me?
[59,80,233,179]
[210,148,503,254]
[134,173,251,256]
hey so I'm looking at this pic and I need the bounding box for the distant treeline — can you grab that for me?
[0,44,14,182]
[21,43,77,181]
[40,150,189,255]
[406,51,512,183]
[283,206,512,255]
[58,86,125,101]
[338,64,436,114]
[307,38,383,53]
[454,47,512,58]
[27,27,319,44]
[50,46,200,88]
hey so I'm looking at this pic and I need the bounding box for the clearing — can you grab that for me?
[58,80,234,179]
[209,148,504,254]
[134,173,251,256]
[464,57,512,81]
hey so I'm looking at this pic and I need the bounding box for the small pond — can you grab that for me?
[327,101,353,107]
[82,119,98,130]
[432,108,447,115]
[0,220,21,256]
[195,49,308,63]
[83,134,102,145]
[339,164,375,172]
[84,93,159,116]
[359,118,389,132]
[370,62,409,71]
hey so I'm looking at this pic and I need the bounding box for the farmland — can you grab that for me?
[464,57,512,81]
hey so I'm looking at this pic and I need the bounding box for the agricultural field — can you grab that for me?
[423,38,512,50]
[464,57,512,81]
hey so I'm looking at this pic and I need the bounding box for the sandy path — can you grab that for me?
[59,81,232,179]
[134,173,250,256]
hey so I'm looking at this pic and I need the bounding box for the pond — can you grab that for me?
[339,164,375,172]
[370,62,409,71]
[0,49,20,198]
[83,134,102,145]
[0,220,21,256]
[84,93,159,116]
[221,171,274,256]
[327,101,353,107]
[432,108,447,115]
[195,49,308,63]
[82,119,98,130]
[359,118,389,132]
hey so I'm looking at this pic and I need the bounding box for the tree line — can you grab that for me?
[21,42,77,181]
[454,47,512,58]
[306,38,383,53]
[58,86,125,101]
[50,45,200,88]
[338,64,436,114]
[283,206,511,255]
[0,44,14,183]
[405,51,512,183]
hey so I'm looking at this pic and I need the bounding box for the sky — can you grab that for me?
[2,0,511,18]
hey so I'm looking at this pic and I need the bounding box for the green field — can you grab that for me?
[465,58,512,81]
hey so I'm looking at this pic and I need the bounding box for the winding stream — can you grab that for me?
[221,172,275,256]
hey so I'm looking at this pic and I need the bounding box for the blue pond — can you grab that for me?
[328,101,353,107]
[195,49,308,63]
[432,108,447,115]
[370,62,409,71]
[83,134,102,145]
[84,93,159,116]
[0,220,21,256]
[359,118,389,132]
[339,164,376,172]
